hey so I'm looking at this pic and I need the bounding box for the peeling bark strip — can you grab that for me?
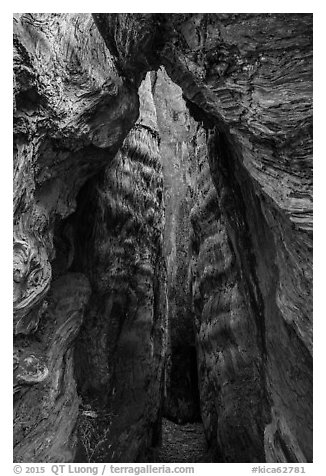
[13,13,312,463]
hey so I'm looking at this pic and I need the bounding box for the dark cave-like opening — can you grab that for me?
[163,344,201,424]
[54,165,208,462]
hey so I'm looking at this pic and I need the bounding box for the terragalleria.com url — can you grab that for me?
[12,465,195,475]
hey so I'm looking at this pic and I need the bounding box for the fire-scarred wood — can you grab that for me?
[13,13,312,463]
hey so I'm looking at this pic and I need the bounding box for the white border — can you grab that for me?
[3,3,323,473]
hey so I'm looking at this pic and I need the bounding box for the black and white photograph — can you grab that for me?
[10,4,316,472]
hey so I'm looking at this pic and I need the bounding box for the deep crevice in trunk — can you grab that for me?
[13,14,312,465]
